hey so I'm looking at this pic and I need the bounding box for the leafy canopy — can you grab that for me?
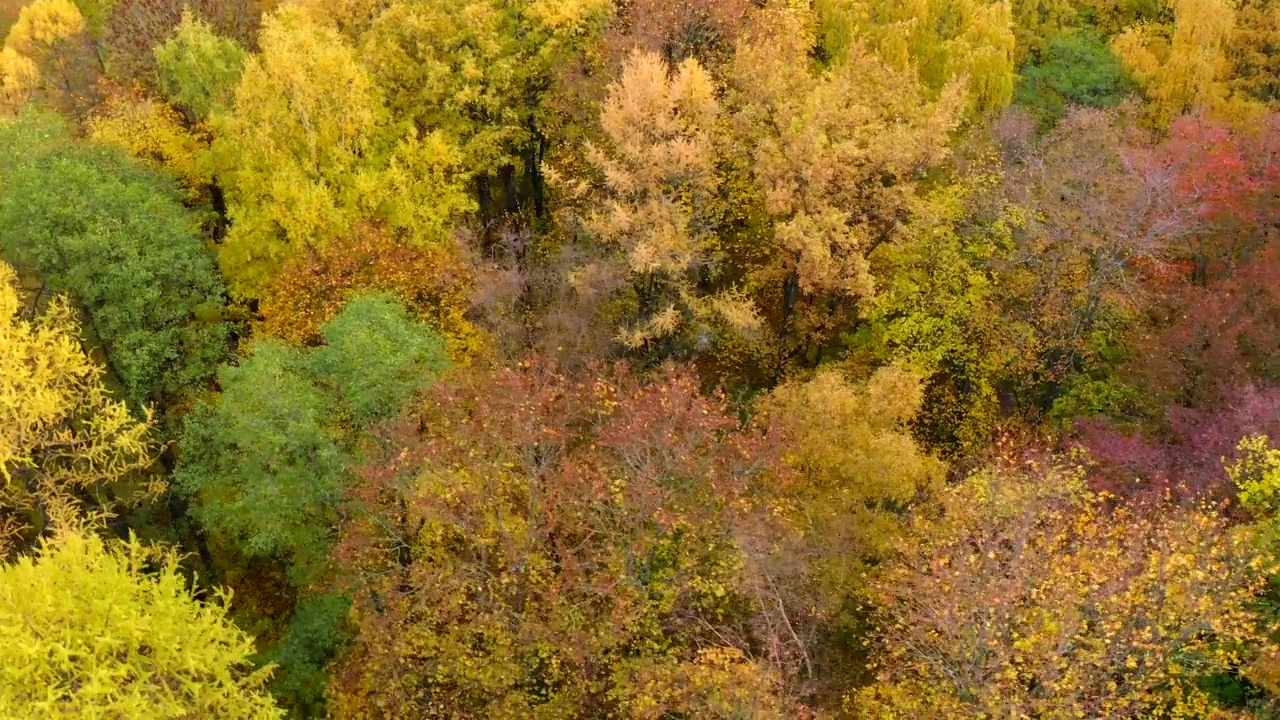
[176,294,449,582]
[0,260,158,558]
[0,110,234,411]
[0,530,283,719]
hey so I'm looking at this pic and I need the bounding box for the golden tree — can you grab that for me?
[853,462,1279,717]
[729,0,965,372]
[0,260,158,558]
[0,0,102,118]
[815,0,1016,113]
[1113,0,1268,122]
[89,90,213,203]
[584,49,758,349]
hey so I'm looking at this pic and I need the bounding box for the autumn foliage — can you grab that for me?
[2,0,1280,716]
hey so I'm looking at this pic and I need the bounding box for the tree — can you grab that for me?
[860,167,1028,455]
[0,110,234,412]
[853,461,1278,717]
[212,5,472,299]
[757,365,944,691]
[177,294,447,582]
[328,360,802,717]
[1010,0,1079,63]
[176,340,347,582]
[100,0,184,85]
[1014,29,1137,126]
[0,260,158,558]
[308,294,451,426]
[257,221,481,360]
[177,295,447,715]
[1112,0,1265,123]
[153,10,246,123]
[1227,0,1280,105]
[95,0,261,90]
[583,49,758,351]
[995,106,1184,417]
[344,0,610,221]
[0,0,103,119]
[816,0,1017,113]
[598,0,751,69]
[88,89,215,204]
[728,1,965,376]
[0,530,283,718]
[1074,386,1280,500]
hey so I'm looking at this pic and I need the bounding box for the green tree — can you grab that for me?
[154,10,247,123]
[0,110,234,412]
[176,293,448,579]
[176,294,448,714]
[176,340,346,581]
[1014,30,1137,126]
[0,530,283,718]
[308,293,450,426]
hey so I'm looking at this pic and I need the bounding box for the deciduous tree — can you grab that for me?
[177,294,447,583]
[258,221,480,360]
[0,0,102,118]
[1112,0,1265,122]
[853,462,1278,717]
[816,0,1017,113]
[349,0,610,221]
[0,260,158,558]
[213,5,472,299]
[153,10,246,123]
[0,110,234,412]
[583,49,758,351]
[328,360,801,717]
[729,1,965,376]
[0,530,283,718]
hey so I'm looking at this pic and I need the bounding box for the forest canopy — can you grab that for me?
[1,0,1278,717]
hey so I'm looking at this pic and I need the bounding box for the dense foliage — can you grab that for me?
[0,530,282,718]
[0,0,1278,716]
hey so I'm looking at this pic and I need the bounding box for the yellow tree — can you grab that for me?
[213,5,472,299]
[763,366,943,583]
[1112,0,1266,122]
[0,261,158,559]
[1227,0,1280,104]
[729,0,964,374]
[0,0,102,118]
[1009,0,1078,62]
[584,49,758,349]
[853,462,1279,718]
[343,0,609,219]
[754,365,945,693]
[815,0,1017,113]
[0,530,283,718]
